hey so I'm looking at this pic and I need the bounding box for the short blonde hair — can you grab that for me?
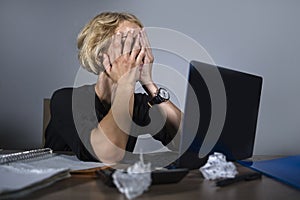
[77,12,143,75]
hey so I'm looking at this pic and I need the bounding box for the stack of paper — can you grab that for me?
[0,153,105,198]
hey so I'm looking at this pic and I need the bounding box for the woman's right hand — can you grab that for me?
[103,31,145,85]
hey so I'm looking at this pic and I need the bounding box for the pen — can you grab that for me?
[216,172,262,187]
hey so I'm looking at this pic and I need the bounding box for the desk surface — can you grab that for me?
[18,156,300,200]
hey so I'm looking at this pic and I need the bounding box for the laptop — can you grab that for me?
[123,60,263,170]
[174,60,263,169]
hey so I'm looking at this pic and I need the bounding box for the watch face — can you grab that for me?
[158,88,170,100]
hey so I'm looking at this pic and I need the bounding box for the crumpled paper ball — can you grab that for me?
[199,152,238,180]
[112,154,152,199]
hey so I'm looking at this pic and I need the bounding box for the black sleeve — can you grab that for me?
[45,87,140,161]
[45,88,174,162]
[131,93,175,147]
[44,88,98,161]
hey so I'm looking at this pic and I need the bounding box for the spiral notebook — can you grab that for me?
[0,148,105,198]
[0,148,53,164]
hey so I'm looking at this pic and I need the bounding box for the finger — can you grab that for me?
[140,30,146,47]
[113,32,122,59]
[123,30,134,55]
[141,29,151,50]
[107,35,116,62]
[102,53,111,73]
[136,46,146,65]
[130,33,141,59]
[140,30,153,60]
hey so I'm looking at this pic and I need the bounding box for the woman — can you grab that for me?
[45,12,182,164]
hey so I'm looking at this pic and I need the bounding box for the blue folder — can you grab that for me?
[239,155,300,190]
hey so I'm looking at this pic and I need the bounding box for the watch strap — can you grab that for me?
[148,96,162,106]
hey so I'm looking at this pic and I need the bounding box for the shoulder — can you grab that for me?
[51,87,73,101]
[50,88,73,111]
[51,85,94,100]
[50,85,95,109]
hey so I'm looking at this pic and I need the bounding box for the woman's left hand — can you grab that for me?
[139,29,154,85]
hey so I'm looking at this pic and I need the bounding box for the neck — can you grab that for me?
[95,72,114,104]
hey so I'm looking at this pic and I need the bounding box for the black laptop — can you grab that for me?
[122,60,263,170]
[174,60,263,169]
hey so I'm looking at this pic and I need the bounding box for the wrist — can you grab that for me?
[117,77,136,88]
[116,81,135,91]
[148,87,170,106]
[142,82,158,97]
[140,76,152,86]
[112,82,135,106]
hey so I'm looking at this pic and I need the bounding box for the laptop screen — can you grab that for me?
[177,60,263,169]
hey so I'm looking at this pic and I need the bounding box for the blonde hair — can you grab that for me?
[77,12,143,75]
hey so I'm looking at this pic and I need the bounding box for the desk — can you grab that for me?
[18,156,300,200]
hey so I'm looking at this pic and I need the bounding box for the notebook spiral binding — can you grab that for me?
[0,148,53,164]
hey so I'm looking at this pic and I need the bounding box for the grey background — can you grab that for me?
[0,0,299,155]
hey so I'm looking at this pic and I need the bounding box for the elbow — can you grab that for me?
[91,127,128,164]
[91,135,126,164]
[96,145,126,164]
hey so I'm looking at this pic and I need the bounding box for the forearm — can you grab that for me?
[91,83,135,164]
[159,101,183,134]
[143,82,183,136]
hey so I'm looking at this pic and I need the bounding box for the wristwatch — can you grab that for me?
[148,88,170,107]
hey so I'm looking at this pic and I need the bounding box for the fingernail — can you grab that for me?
[116,32,121,35]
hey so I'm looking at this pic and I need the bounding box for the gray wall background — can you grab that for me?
[0,0,299,155]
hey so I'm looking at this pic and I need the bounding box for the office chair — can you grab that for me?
[42,98,51,147]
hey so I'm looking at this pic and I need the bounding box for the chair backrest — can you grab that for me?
[43,98,51,147]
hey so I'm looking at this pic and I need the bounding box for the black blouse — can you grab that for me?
[44,85,173,161]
